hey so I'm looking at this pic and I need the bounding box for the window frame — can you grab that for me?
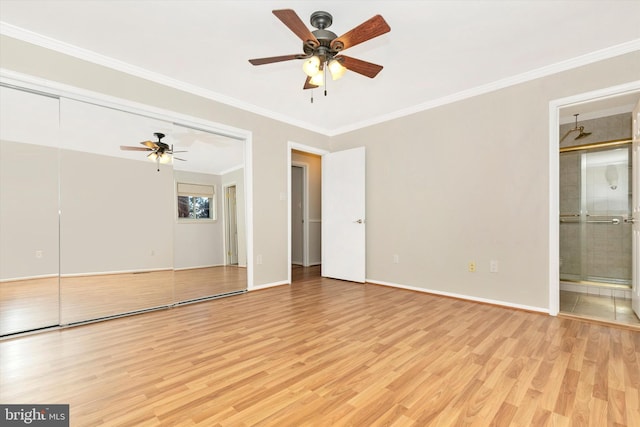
[176,182,216,222]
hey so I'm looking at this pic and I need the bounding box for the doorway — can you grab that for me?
[291,164,306,266]
[224,184,239,266]
[288,144,367,284]
[554,91,640,326]
[559,142,638,324]
[288,144,327,283]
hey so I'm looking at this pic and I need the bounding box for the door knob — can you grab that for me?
[354,219,364,224]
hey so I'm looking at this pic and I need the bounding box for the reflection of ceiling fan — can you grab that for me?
[249,9,390,93]
[120,132,187,171]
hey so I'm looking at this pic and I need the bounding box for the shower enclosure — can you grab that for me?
[559,142,633,286]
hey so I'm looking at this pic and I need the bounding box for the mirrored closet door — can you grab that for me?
[0,85,248,336]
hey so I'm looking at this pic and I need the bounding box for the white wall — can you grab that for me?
[0,87,60,280]
[0,142,60,279]
[330,52,640,310]
[59,149,174,274]
[174,170,225,269]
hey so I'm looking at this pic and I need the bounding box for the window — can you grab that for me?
[177,183,215,220]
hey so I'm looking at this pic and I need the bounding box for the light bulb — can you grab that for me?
[328,59,346,80]
[309,69,324,86]
[302,56,321,77]
[159,153,172,164]
[148,152,158,161]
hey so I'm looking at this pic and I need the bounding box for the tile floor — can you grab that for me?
[560,290,640,326]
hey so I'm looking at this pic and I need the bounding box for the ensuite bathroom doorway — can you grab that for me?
[558,94,640,326]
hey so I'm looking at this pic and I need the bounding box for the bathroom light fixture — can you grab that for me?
[605,164,619,190]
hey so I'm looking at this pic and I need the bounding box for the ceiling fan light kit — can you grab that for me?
[120,132,187,171]
[248,9,390,100]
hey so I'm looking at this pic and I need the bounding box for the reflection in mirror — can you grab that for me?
[1,85,247,335]
[0,86,60,335]
[57,98,176,324]
[172,124,247,302]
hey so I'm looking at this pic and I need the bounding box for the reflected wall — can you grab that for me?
[0,85,248,335]
[0,88,60,335]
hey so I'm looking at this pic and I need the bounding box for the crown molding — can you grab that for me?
[329,39,640,136]
[2,21,638,137]
[0,21,331,135]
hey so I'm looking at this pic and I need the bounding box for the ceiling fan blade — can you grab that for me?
[173,157,187,162]
[303,76,319,90]
[331,15,390,51]
[249,54,305,66]
[559,129,576,143]
[336,55,384,78]
[170,150,188,154]
[120,146,152,151]
[272,9,319,48]
[140,140,158,149]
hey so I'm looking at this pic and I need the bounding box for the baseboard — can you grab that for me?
[366,279,549,314]
[249,280,289,291]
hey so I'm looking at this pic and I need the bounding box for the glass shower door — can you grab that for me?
[560,146,632,286]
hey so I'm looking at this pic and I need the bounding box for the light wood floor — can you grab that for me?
[1,266,247,335]
[1,267,639,426]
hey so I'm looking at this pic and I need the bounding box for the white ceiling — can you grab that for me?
[1,0,639,137]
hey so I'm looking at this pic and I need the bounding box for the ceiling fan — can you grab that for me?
[560,114,592,143]
[249,9,390,92]
[120,132,187,171]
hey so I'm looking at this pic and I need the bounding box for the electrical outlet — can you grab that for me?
[468,261,476,272]
[490,260,499,273]
[393,254,399,264]
[257,254,263,265]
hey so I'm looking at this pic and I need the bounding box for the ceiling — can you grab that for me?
[1,0,639,137]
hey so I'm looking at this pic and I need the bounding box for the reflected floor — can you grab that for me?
[1,266,247,336]
[560,290,640,326]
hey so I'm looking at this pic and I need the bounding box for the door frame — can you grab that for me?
[291,162,309,267]
[287,142,329,284]
[223,183,239,265]
[548,81,640,315]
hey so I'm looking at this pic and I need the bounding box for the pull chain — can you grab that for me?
[324,62,328,96]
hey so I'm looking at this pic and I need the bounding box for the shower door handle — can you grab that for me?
[585,218,620,224]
